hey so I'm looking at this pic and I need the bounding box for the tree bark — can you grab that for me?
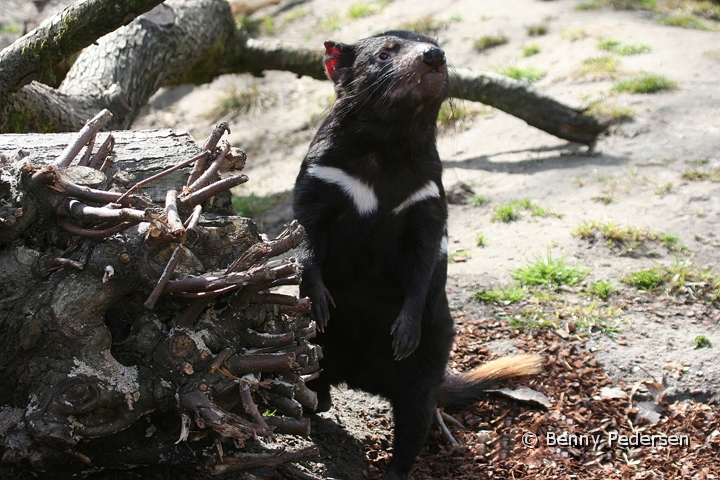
[0,0,606,144]
[0,0,166,104]
[0,125,320,474]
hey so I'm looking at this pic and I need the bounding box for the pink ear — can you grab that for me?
[324,41,345,83]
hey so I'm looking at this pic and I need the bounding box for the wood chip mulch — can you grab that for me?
[363,315,720,479]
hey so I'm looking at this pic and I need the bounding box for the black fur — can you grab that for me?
[293,31,451,480]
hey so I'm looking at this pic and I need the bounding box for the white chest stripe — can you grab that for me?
[393,181,441,215]
[307,165,378,215]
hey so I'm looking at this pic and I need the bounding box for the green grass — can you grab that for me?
[654,182,673,196]
[611,74,678,94]
[693,335,712,349]
[512,251,589,288]
[448,249,472,263]
[576,0,657,11]
[472,195,491,207]
[686,0,720,21]
[475,285,526,304]
[562,28,589,41]
[573,220,684,254]
[597,38,651,55]
[588,280,619,299]
[682,166,720,182]
[320,14,342,32]
[585,101,635,123]
[437,100,477,129]
[400,16,448,35]
[492,198,561,222]
[581,55,620,78]
[281,7,309,23]
[0,23,21,34]
[348,0,387,18]
[562,303,623,335]
[232,192,279,217]
[521,44,541,57]
[659,14,713,30]
[526,23,548,36]
[495,65,546,84]
[622,267,665,290]
[475,233,487,247]
[474,34,509,52]
[214,81,267,119]
[493,203,521,222]
[509,309,559,331]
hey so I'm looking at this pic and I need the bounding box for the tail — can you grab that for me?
[437,354,543,409]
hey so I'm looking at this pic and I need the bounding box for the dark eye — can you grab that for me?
[378,52,390,61]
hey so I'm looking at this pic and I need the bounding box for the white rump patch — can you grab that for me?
[307,165,378,215]
[439,235,448,258]
[393,181,441,215]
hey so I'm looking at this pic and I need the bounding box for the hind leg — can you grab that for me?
[383,377,439,480]
[305,375,332,412]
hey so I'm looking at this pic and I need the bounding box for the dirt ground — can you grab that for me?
[3,0,720,478]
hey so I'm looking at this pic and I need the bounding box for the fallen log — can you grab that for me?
[0,119,320,476]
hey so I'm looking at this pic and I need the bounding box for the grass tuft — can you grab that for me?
[521,44,541,57]
[493,198,562,222]
[475,285,526,304]
[400,16,448,36]
[659,14,713,30]
[437,100,478,130]
[512,251,589,288]
[581,55,620,78]
[622,267,665,290]
[597,38,651,55]
[526,23,549,36]
[472,195,491,207]
[611,74,678,94]
[588,280,619,299]
[572,220,684,255]
[694,335,712,349]
[576,0,657,11]
[585,101,635,123]
[474,34,509,52]
[682,165,720,182]
[495,65,546,84]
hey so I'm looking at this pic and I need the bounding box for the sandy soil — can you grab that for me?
[3,0,720,478]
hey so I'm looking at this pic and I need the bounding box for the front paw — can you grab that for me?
[303,284,335,332]
[390,312,421,361]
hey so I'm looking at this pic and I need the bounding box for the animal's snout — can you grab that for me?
[422,46,446,69]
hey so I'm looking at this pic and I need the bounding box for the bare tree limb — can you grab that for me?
[0,0,166,104]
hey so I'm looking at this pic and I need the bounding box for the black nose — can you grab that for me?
[422,46,446,69]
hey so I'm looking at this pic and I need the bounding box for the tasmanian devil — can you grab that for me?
[293,30,541,480]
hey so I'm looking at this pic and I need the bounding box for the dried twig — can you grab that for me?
[144,245,185,309]
[435,408,459,446]
[57,198,151,224]
[213,446,319,474]
[187,122,231,186]
[55,110,113,167]
[77,135,95,167]
[58,219,140,238]
[188,140,231,192]
[165,190,185,242]
[178,174,248,209]
[165,262,300,294]
[227,221,305,273]
[89,134,114,169]
[238,381,270,431]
